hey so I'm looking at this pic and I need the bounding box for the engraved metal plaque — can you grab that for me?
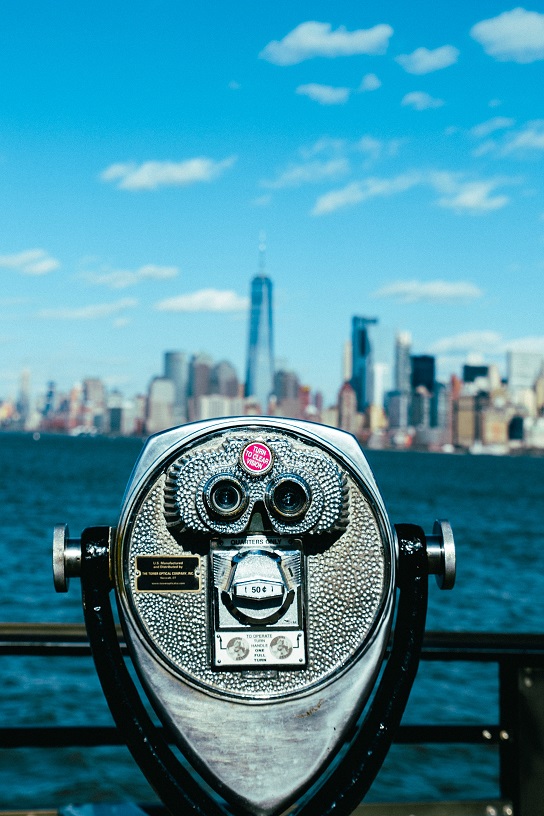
[135,555,201,592]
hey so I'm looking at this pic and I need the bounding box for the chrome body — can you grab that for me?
[112,417,397,815]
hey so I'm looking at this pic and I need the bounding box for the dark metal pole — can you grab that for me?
[293,524,429,816]
[80,526,245,816]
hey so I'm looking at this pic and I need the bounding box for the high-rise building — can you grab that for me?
[371,362,388,410]
[211,360,239,398]
[338,381,358,435]
[463,364,489,384]
[274,369,300,401]
[394,332,412,394]
[507,351,544,393]
[350,316,378,412]
[245,240,274,414]
[164,351,188,423]
[82,377,106,431]
[411,355,435,394]
[188,353,213,422]
[189,353,213,399]
[146,377,175,435]
[17,368,31,427]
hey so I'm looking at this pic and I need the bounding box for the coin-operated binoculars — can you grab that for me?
[53,418,455,816]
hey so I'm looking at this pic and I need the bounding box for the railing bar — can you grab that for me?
[2,626,543,661]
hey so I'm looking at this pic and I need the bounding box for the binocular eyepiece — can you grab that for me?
[53,417,455,816]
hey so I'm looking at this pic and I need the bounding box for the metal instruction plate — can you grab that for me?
[214,629,305,668]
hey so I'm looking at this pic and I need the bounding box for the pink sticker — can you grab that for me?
[241,442,273,475]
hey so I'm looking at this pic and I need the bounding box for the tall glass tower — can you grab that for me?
[351,316,378,412]
[245,238,274,414]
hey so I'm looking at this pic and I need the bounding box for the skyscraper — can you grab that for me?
[164,351,188,423]
[394,331,412,394]
[245,238,274,414]
[411,355,435,393]
[351,316,378,412]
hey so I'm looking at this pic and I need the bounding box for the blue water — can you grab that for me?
[1,433,543,808]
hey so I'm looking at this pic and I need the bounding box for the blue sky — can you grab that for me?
[1,1,543,405]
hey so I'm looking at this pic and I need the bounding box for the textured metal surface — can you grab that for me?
[163,431,348,537]
[123,430,387,699]
[110,419,397,815]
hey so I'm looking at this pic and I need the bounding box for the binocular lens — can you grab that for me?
[205,477,247,519]
[267,477,311,521]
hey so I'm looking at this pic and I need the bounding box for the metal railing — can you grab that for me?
[1,624,543,816]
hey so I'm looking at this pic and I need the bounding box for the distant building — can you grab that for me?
[211,360,239,398]
[82,378,106,431]
[16,368,31,428]
[246,270,274,414]
[508,351,544,393]
[195,395,244,420]
[386,390,410,429]
[164,351,188,424]
[394,332,412,394]
[189,353,213,399]
[411,355,435,394]
[463,364,489,383]
[274,369,300,401]
[351,316,378,412]
[371,362,388,410]
[410,386,431,428]
[320,405,339,429]
[338,381,358,435]
[146,377,175,435]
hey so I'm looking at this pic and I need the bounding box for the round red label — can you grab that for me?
[241,442,273,475]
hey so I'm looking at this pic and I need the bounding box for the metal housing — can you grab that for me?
[114,417,397,816]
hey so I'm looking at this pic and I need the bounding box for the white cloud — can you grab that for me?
[311,182,366,215]
[311,169,513,217]
[259,21,393,66]
[506,335,544,353]
[300,137,347,158]
[401,91,444,110]
[359,73,382,91]
[228,80,241,90]
[263,158,349,189]
[470,8,544,63]
[396,45,459,74]
[154,289,249,313]
[357,135,404,159]
[471,116,515,138]
[0,249,60,275]
[373,281,484,304]
[85,264,179,289]
[472,140,497,158]
[311,172,421,215]
[251,194,272,207]
[100,156,237,190]
[433,176,510,213]
[429,171,513,213]
[357,136,383,158]
[38,298,137,320]
[502,120,544,153]
[296,83,350,105]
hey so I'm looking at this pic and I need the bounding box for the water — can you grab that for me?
[1,433,543,809]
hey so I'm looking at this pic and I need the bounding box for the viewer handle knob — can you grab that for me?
[426,519,456,590]
[52,523,81,592]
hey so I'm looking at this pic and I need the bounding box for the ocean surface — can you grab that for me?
[1,432,543,809]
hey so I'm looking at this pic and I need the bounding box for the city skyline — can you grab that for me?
[1,2,543,405]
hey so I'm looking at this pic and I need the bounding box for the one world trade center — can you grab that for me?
[245,240,274,414]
